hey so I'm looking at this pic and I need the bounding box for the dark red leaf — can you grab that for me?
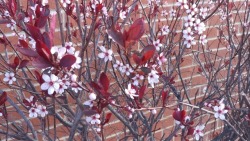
[42,32,51,49]
[103,113,112,125]
[59,55,76,68]
[32,56,52,69]
[26,24,43,41]
[23,99,32,107]
[107,26,125,47]
[8,0,17,16]
[16,47,39,57]
[19,39,29,48]
[36,40,52,61]
[14,57,19,66]
[139,85,147,99]
[172,110,186,121]
[0,92,7,106]
[126,18,145,41]
[161,90,169,106]
[35,16,48,28]
[34,70,42,83]
[132,52,141,65]
[187,127,194,136]
[90,82,102,91]
[99,72,109,92]
[0,37,7,44]
[18,60,29,69]
[141,45,156,64]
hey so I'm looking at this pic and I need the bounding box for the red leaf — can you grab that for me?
[186,127,194,136]
[103,113,112,125]
[59,55,76,68]
[139,85,147,99]
[26,24,43,41]
[19,39,29,48]
[99,72,109,91]
[42,32,51,49]
[141,45,156,64]
[107,26,125,47]
[161,90,169,106]
[34,70,42,83]
[172,110,186,121]
[90,82,102,91]
[23,99,32,107]
[0,92,7,106]
[36,40,52,61]
[18,60,29,69]
[16,47,39,57]
[132,53,141,65]
[8,0,17,16]
[32,56,52,69]
[35,16,48,28]
[0,37,7,44]
[14,56,19,66]
[126,18,145,41]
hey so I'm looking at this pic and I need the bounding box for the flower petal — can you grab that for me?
[41,83,50,90]
[42,74,50,82]
[48,86,55,95]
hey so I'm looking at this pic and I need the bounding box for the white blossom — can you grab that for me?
[132,74,144,86]
[98,46,113,62]
[125,84,138,99]
[214,103,228,120]
[199,35,207,45]
[86,114,101,124]
[157,52,167,66]
[194,124,205,140]
[3,72,16,85]
[119,11,126,20]
[89,93,96,101]
[123,64,133,76]
[29,107,39,118]
[37,105,48,117]
[161,25,170,35]
[148,70,159,88]
[60,0,71,8]
[41,74,60,95]
[153,39,163,51]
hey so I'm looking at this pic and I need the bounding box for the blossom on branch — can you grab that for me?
[41,74,60,95]
[214,103,228,120]
[86,114,101,124]
[98,46,113,62]
[194,124,205,140]
[148,70,159,88]
[3,72,16,85]
[125,84,138,99]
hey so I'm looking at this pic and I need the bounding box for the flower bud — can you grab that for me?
[89,93,96,101]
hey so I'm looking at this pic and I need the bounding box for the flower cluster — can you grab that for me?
[25,96,48,118]
[204,99,229,120]
[179,2,207,48]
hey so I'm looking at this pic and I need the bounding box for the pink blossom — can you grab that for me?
[3,72,16,85]
[194,124,205,140]
[125,84,138,99]
[41,74,60,95]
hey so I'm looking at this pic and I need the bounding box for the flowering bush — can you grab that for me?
[0,0,249,140]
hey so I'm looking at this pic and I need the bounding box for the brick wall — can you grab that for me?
[0,0,249,140]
